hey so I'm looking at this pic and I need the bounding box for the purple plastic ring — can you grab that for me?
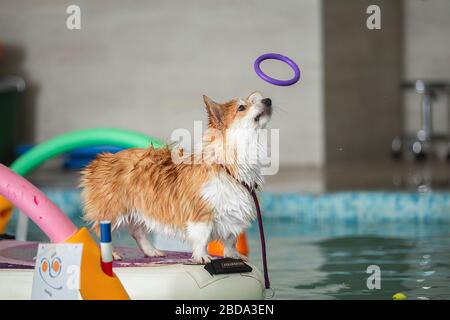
[254,53,301,86]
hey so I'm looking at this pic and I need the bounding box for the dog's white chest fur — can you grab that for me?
[201,172,256,239]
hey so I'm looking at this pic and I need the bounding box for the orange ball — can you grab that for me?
[208,233,249,257]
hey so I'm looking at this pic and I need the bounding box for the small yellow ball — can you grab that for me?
[392,292,407,300]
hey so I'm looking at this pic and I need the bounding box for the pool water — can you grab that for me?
[246,220,450,300]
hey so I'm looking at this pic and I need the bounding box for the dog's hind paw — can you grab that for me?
[112,251,122,261]
[144,249,166,258]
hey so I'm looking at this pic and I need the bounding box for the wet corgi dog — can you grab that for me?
[80,92,272,263]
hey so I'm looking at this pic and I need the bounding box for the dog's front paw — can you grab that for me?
[239,254,249,262]
[191,254,213,264]
[224,252,249,262]
[236,253,249,262]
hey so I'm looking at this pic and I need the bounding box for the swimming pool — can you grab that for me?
[7,189,450,300]
[247,220,450,300]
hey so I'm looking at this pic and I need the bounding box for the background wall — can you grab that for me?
[0,0,324,166]
[323,0,403,163]
[403,0,450,136]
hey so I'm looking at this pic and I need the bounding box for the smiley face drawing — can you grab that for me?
[32,244,83,299]
[38,256,63,290]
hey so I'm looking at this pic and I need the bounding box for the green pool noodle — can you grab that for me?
[10,127,165,176]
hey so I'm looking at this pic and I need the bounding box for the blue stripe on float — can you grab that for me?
[100,221,112,243]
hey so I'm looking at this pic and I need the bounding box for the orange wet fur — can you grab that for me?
[81,146,219,234]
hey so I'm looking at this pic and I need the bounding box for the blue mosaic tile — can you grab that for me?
[260,191,450,223]
[8,189,450,226]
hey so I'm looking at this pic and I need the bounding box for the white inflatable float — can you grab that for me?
[0,240,264,299]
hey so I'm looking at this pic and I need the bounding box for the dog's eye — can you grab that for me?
[238,105,246,112]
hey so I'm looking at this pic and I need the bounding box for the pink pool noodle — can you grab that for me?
[0,163,77,242]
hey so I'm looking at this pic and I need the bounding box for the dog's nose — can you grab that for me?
[261,98,272,107]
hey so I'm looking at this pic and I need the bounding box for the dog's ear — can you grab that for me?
[203,95,223,127]
[247,91,263,104]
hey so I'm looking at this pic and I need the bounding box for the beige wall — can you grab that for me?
[403,0,450,135]
[323,0,403,162]
[0,0,324,166]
